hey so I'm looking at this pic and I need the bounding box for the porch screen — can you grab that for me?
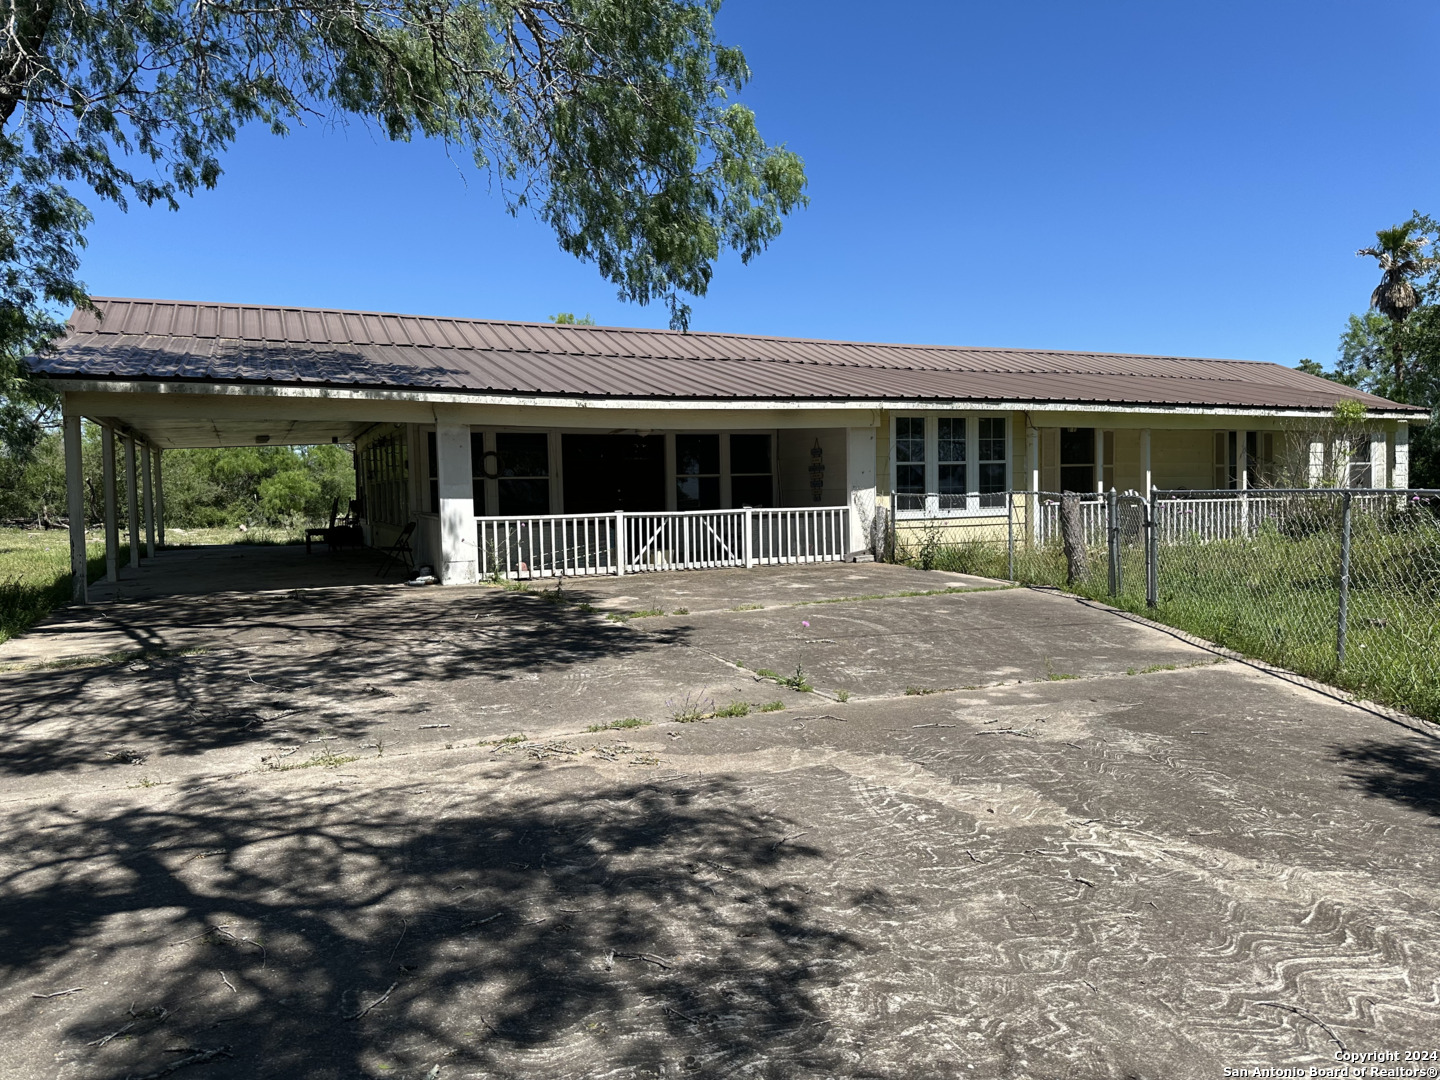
[361,433,408,525]
[497,433,550,515]
[730,434,774,507]
[677,434,721,510]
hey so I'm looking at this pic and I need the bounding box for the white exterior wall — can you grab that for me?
[846,426,877,554]
[434,411,476,584]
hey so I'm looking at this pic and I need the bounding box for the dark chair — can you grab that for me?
[305,499,341,554]
[375,521,417,578]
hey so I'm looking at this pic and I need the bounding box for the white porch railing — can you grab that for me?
[1036,495,1108,547]
[1153,492,1401,543]
[476,506,850,580]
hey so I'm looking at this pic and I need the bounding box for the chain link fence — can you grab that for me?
[885,489,1440,722]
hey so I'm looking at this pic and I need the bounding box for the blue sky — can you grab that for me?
[77,0,1439,367]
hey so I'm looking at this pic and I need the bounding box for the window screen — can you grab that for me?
[979,417,1007,508]
[895,417,925,512]
[497,433,549,515]
[730,434,773,508]
[938,417,965,511]
[676,434,721,510]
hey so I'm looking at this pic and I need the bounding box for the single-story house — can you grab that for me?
[33,297,1426,597]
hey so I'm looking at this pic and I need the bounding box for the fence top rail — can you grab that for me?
[475,505,851,526]
[1152,487,1440,498]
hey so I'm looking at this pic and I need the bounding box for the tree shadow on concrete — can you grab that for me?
[1332,736,1440,820]
[0,589,689,777]
[0,772,875,1079]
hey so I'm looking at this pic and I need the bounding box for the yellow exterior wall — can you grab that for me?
[778,428,849,507]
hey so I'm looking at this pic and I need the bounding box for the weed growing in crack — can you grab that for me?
[586,717,650,732]
[669,692,714,723]
[759,701,785,713]
[835,690,851,703]
[905,687,938,696]
[714,701,750,718]
[271,749,359,771]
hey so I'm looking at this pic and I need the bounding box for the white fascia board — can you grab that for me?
[51,378,1426,422]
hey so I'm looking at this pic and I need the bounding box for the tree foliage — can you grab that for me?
[1305,213,1440,487]
[0,0,807,454]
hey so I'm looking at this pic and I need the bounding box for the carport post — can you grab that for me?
[64,412,87,604]
[155,449,165,546]
[101,426,119,582]
[124,435,141,568]
[434,412,477,584]
[141,443,155,559]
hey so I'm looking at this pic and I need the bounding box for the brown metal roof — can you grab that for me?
[30,296,1425,414]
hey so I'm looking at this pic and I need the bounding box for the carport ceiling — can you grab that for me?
[90,415,371,449]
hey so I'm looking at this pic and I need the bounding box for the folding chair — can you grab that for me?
[375,521,417,578]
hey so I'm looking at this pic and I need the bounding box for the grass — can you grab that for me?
[759,701,785,713]
[835,689,851,703]
[713,701,750,718]
[755,665,813,693]
[904,686,938,696]
[670,693,712,723]
[606,607,664,622]
[586,717,650,732]
[731,603,764,611]
[491,734,528,745]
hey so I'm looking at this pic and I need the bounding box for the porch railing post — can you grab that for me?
[1337,490,1352,668]
[614,509,626,576]
[744,506,754,568]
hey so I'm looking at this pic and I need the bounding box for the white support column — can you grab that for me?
[141,443,155,558]
[1139,428,1153,500]
[155,449,165,546]
[1393,422,1409,489]
[1308,435,1325,488]
[124,435,141,568]
[1238,431,1249,491]
[434,411,476,584]
[101,427,119,582]
[1026,424,1040,544]
[845,426,877,555]
[64,412,87,604]
[1094,428,1105,494]
[1370,431,1387,489]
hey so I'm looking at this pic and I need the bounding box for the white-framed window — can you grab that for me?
[891,413,1010,517]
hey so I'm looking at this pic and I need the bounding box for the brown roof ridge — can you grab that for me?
[76,296,1276,368]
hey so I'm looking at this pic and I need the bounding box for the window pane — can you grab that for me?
[677,475,721,510]
[732,474,774,508]
[979,417,1007,463]
[895,417,925,465]
[427,432,438,479]
[499,478,549,515]
[938,417,965,464]
[730,434,771,475]
[938,463,966,495]
[497,433,548,477]
[470,432,487,474]
[896,462,925,495]
[979,462,1006,506]
[471,478,486,515]
[676,433,720,476]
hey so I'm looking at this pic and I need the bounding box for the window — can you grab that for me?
[979,417,1007,508]
[937,417,966,511]
[895,417,926,513]
[893,414,1010,516]
[360,432,408,525]
[497,432,549,515]
[676,434,721,510]
[730,434,774,507]
[1347,436,1372,489]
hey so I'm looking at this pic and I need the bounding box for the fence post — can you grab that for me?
[1107,487,1120,597]
[1337,490,1352,667]
[1146,492,1159,608]
[614,510,626,577]
[744,506,754,568]
[1006,491,1015,581]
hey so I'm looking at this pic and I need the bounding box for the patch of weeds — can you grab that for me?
[755,667,782,681]
[759,701,785,713]
[4,645,209,674]
[835,689,851,703]
[713,701,750,718]
[755,665,813,692]
[127,776,161,789]
[586,717,651,732]
[1046,672,1080,681]
[731,603,764,611]
[492,734,528,745]
[272,749,358,771]
[670,693,713,723]
[1134,662,1177,675]
[501,578,530,593]
[905,686,938,696]
[672,607,690,615]
[576,603,596,613]
[629,608,665,619]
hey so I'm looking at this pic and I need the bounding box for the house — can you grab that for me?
[34,297,1425,596]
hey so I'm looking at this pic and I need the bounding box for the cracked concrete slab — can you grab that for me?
[1,562,1436,1080]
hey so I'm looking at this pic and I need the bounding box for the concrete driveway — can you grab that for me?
[0,562,1436,1080]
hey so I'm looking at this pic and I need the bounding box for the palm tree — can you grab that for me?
[1357,224,1433,390]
